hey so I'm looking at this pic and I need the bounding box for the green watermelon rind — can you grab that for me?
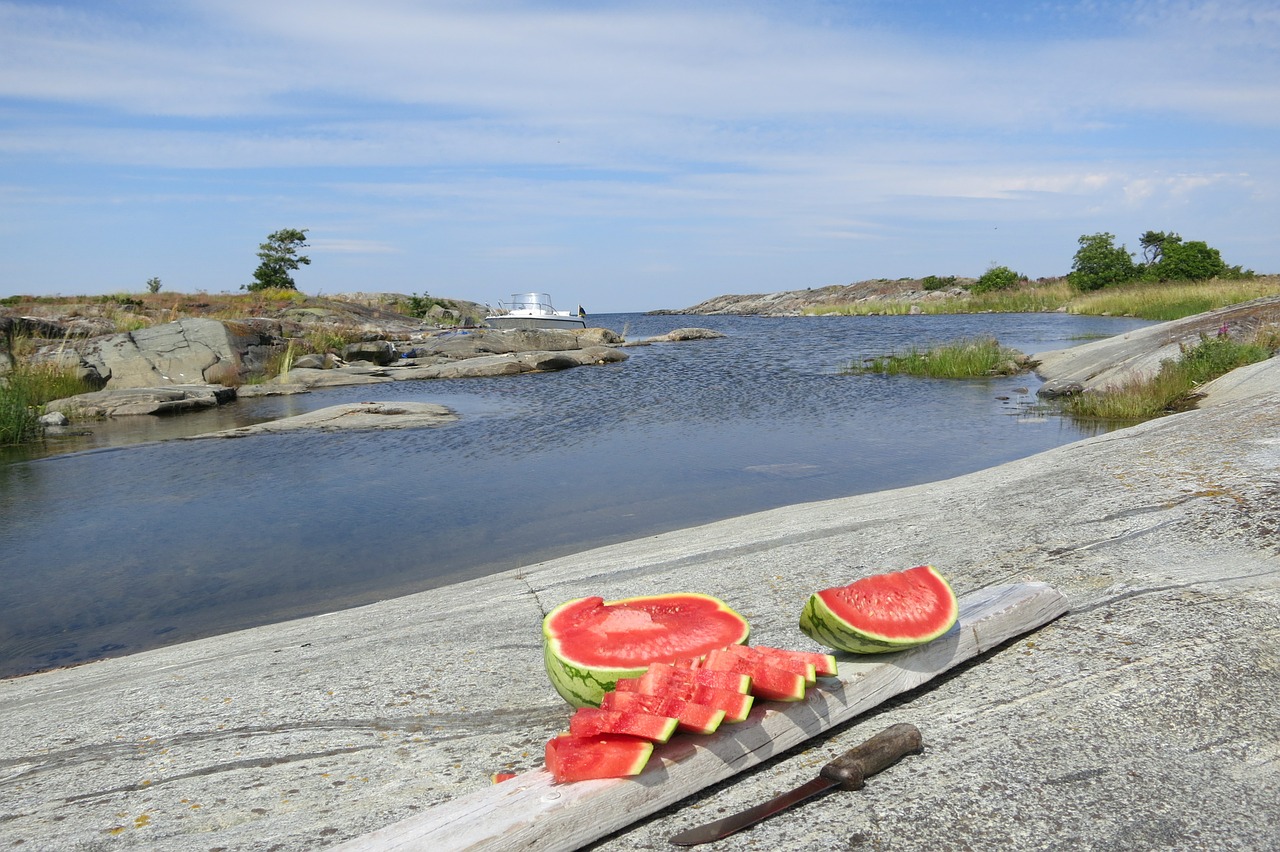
[544,643,652,708]
[543,593,750,708]
[798,566,959,654]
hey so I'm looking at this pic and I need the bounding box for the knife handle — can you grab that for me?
[818,723,923,791]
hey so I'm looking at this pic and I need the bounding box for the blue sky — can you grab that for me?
[2,1,1277,312]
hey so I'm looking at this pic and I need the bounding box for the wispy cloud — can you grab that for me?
[0,0,1276,307]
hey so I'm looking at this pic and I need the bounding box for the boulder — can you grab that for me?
[412,327,599,360]
[342,340,397,365]
[44,384,237,418]
[192,401,457,437]
[290,353,341,370]
[77,318,286,389]
[661,328,726,341]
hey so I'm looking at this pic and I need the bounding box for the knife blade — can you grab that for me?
[668,722,923,846]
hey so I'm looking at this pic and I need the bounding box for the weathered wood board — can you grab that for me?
[336,582,1069,852]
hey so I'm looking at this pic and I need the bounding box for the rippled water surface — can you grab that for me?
[0,312,1151,677]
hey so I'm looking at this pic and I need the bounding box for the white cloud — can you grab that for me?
[1,0,1277,303]
[309,239,400,254]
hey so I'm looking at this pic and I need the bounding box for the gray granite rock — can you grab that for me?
[2,368,1276,851]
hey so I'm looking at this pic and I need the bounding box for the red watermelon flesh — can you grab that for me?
[568,707,678,743]
[600,691,726,735]
[685,683,754,723]
[800,565,959,654]
[745,644,839,679]
[547,593,752,665]
[779,648,839,678]
[715,644,816,684]
[637,663,751,694]
[614,669,755,723]
[703,648,806,702]
[545,734,653,783]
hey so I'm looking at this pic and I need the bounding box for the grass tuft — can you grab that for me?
[1063,331,1276,421]
[1,361,96,445]
[845,336,1028,378]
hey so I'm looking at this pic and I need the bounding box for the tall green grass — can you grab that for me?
[845,336,1028,378]
[1063,332,1275,421]
[0,361,95,445]
[1064,278,1280,321]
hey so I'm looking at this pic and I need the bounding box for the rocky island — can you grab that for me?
[1,291,1277,850]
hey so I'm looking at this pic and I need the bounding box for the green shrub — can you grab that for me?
[401,292,443,318]
[1069,232,1138,291]
[971,265,1022,294]
[921,275,956,291]
[1154,240,1227,281]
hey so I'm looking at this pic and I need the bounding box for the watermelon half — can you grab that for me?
[543,593,751,707]
[799,565,959,654]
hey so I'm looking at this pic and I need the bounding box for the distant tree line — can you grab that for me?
[1068,230,1253,292]
[925,230,1254,297]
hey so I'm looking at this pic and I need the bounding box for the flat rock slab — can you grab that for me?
[1,381,1277,850]
[1033,293,1280,395]
[190,401,458,437]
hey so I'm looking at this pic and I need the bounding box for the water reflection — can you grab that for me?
[0,312,1150,677]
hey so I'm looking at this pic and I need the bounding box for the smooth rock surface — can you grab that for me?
[189,401,458,437]
[2,368,1276,850]
[1033,294,1280,396]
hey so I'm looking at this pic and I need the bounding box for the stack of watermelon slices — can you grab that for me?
[544,645,837,783]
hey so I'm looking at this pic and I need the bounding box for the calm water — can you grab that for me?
[0,312,1150,678]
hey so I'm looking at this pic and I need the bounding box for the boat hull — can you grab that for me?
[485,315,587,330]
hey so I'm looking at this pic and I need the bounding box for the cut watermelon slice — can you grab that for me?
[703,648,807,702]
[544,734,653,783]
[779,648,839,678]
[614,668,755,723]
[600,691,726,735]
[568,707,678,743]
[637,662,751,695]
[686,683,754,723]
[800,565,959,654]
[715,644,816,684]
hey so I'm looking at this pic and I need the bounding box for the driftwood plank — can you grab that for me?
[337,582,1069,852]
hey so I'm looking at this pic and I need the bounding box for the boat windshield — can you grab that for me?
[505,293,557,313]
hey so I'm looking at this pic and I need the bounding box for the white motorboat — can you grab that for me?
[485,293,587,330]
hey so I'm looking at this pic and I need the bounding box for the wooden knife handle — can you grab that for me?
[818,723,924,791]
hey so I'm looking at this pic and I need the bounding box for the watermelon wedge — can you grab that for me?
[600,691,726,735]
[702,648,807,702]
[636,662,750,695]
[800,565,959,653]
[568,707,678,743]
[714,643,816,684]
[543,593,750,707]
[544,734,653,783]
[614,666,755,723]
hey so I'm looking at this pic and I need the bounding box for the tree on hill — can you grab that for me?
[1139,230,1178,266]
[1156,239,1228,281]
[246,228,310,292]
[1069,232,1138,291]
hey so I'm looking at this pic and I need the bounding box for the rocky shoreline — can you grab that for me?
[2,299,728,449]
[648,277,979,315]
[1,304,1276,849]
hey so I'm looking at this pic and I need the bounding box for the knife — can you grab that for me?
[668,722,923,846]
